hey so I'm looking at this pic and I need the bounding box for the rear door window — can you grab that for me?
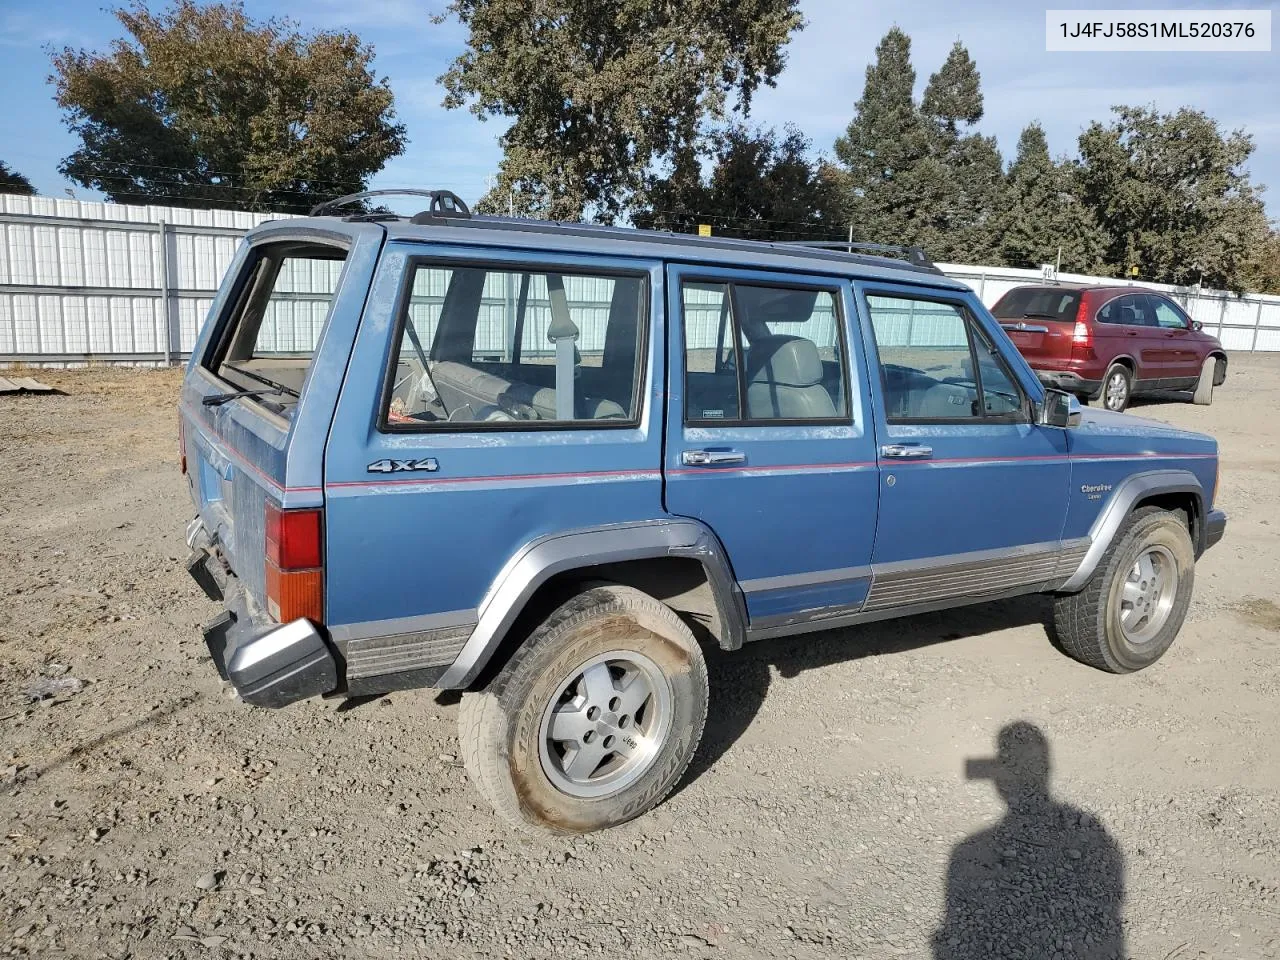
[205,243,348,414]
[383,263,646,427]
[680,280,848,423]
[1097,294,1152,327]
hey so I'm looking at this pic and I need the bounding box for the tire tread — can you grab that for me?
[1053,506,1179,672]
[458,584,707,832]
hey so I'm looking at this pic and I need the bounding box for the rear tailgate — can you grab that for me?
[991,287,1081,366]
[180,221,385,615]
[999,318,1076,362]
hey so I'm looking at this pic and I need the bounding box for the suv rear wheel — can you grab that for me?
[458,584,708,833]
[1101,363,1132,412]
[1052,507,1195,673]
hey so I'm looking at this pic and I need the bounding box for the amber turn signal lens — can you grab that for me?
[265,562,323,623]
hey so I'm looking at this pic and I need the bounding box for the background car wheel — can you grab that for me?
[1102,363,1132,412]
[458,584,708,833]
[1192,356,1217,405]
[1052,506,1195,673]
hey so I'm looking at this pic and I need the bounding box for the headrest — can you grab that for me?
[746,336,824,388]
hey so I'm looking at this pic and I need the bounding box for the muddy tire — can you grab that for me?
[1052,507,1195,673]
[458,584,708,833]
[1192,355,1217,405]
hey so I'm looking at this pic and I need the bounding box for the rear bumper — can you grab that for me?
[188,541,339,709]
[1204,509,1227,553]
[1033,369,1102,398]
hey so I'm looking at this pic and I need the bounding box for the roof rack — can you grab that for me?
[780,240,936,271]
[309,189,471,220]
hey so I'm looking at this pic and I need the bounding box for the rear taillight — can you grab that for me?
[178,418,187,475]
[1072,297,1092,347]
[264,501,323,623]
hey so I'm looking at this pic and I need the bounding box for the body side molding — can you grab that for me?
[1058,469,1204,592]
[436,518,746,689]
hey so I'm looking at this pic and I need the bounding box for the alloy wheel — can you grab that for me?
[538,650,674,799]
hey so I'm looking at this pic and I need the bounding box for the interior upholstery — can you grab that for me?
[431,360,625,421]
[745,335,837,419]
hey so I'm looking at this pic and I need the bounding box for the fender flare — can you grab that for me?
[436,518,746,689]
[1058,469,1205,592]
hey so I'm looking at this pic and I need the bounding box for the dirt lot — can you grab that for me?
[1,357,1278,960]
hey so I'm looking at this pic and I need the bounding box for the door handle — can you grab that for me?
[881,444,933,460]
[682,449,746,466]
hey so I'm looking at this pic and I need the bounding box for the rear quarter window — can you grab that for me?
[204,242,348,416]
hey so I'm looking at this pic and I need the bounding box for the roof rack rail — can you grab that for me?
[780,240,937,271]
[309,189,471,220]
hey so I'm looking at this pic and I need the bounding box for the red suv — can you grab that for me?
[990,284,1227,412]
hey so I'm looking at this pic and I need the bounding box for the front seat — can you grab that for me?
[745,335,837,419]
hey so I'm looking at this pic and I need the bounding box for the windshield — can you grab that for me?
[991,288,1081,321]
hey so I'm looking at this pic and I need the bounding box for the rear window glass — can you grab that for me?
[206,243,347,414]
[384,263,646,428]
[991,288,1080,321]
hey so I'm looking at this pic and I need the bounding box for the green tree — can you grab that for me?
[1077,105,1269,290]
[439,0,803,223]
[834,28,935,248]
[50,1,406,212]
[994,123,1106,273]
[1245,229,1280,294]
[0,161,36,196]
[635,125,843,240]
[920,41,1002,263]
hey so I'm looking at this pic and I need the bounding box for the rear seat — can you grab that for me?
[431,361,625,421]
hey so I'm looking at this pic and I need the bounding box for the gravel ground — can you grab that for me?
[1,357,1278,960]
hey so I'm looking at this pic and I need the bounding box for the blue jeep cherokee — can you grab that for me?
[181,190,1227,833]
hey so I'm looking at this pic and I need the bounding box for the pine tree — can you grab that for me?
[920,41,1001,263]
[994,123,1106,273]
[0,161,35,196]
[834,28,933,247]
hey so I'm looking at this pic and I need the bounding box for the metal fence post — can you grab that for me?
[157,219,172,365]
[977,272,987,300]
[1217,295,1227,341]
[1252,298,1264,353]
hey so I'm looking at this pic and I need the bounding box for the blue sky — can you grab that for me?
[1,0,1277,219]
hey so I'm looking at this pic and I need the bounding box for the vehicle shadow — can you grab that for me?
[680,593,1054,791]
[933,722,1126,959]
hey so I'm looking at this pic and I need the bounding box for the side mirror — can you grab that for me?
[1191,320,1203,331]
[1039,389,1083,429]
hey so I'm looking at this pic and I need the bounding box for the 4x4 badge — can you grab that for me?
[367,458,439,474]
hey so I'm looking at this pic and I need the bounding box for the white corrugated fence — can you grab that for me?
[2,192,1279,364]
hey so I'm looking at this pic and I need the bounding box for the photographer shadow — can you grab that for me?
[934,721,1126,960]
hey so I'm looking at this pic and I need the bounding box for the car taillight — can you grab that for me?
[178,417,187,475]
[1072,298,1092,347]
[264,501,323,623]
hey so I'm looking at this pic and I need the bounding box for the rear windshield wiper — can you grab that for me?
[202,386,288,407]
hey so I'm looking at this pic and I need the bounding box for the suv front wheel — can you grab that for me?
[458,584,708,833]
[1052,507,1195,672]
